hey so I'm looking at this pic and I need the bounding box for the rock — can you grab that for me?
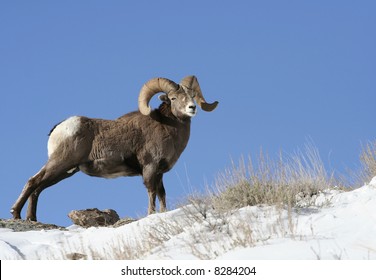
[66,252,87,260]
[112,217,137,227]
[0,219,65,232]
[68,208,120,228]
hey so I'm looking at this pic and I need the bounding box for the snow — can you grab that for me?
[1,178,376,260]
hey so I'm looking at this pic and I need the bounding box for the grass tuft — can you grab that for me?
[359,141,376,184]
[209,143,338,212]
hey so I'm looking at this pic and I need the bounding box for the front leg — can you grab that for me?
[157,175,166,213]
[142,166,163,215]
[147,188,157,215]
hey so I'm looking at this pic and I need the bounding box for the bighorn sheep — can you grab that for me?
[11,76,218,221]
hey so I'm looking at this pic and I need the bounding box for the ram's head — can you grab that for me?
[138,75,218,118]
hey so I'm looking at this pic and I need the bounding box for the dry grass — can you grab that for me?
[344,140,376,187]
[208,143,338,213]
[359,141,376,184]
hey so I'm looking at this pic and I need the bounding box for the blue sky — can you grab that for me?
[1,1,375,226]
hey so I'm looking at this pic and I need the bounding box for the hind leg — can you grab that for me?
[11,166,47,219]
[26,167,79,221]
[11,160,78,221]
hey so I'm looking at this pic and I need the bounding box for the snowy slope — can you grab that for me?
[1,178,376,260]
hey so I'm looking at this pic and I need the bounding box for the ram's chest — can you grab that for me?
[155,137,189,173]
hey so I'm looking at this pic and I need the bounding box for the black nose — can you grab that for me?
[189,105,196,110]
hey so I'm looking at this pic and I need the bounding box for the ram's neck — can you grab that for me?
[158,102,174,119]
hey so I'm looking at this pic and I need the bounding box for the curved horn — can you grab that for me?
[180,75,218,112]
[138,77,179,115]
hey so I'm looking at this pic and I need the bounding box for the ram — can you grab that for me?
[11,75,218,221]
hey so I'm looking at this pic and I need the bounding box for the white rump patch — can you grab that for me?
[47,116,81,157]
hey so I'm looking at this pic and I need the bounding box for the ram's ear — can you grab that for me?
[158,94,170,104]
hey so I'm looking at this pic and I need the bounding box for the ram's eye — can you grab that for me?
[171,97,177,101]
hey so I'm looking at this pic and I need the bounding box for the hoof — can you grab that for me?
[10,209,21,220]
[26,216,37,222]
